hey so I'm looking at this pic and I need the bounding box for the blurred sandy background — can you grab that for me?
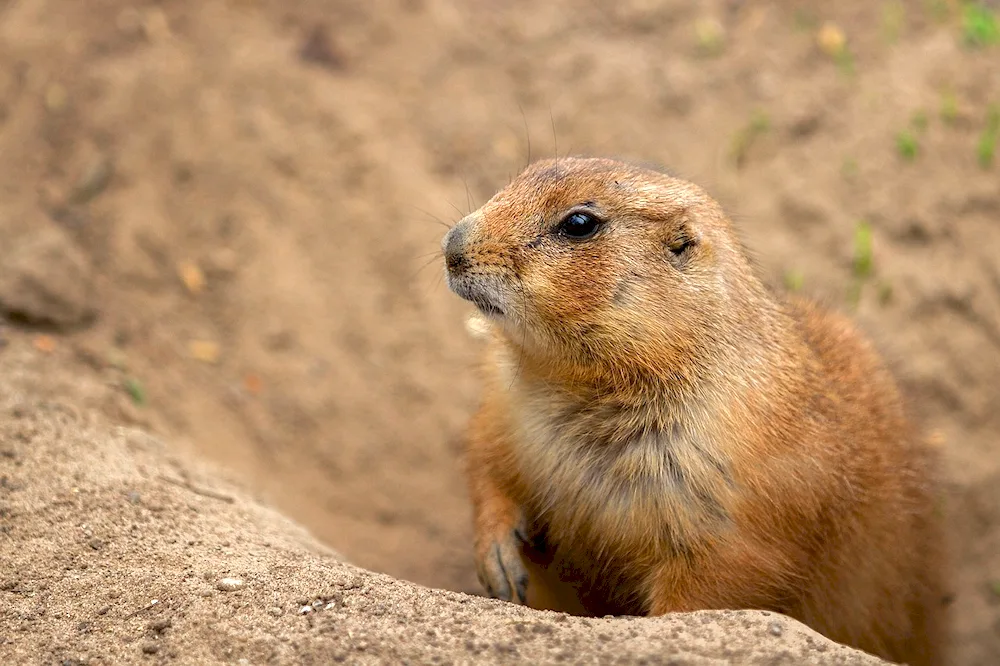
[0,0,998,663]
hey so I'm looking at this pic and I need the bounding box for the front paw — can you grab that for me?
[476,534,529,604]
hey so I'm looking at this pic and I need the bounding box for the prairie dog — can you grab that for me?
[441,157,947,665]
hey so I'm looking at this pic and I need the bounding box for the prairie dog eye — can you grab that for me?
[557,211,602,240]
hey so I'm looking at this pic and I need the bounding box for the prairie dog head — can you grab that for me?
[442,157,765,375]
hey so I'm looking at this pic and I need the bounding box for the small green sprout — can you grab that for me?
[878,281,894,306]
[783,270,805,292]
[834,48,856,76]
[729,110,771,168]
[847,221,876,309]
[896,130,920,161]
[882,0,906,43]
[962,2,1000,48]
[940,90,959,124]
[976,105,1000,168]
[841,157,860,181]
[924,0,952,23]
[793,9,819,31]
[124,378,146,406]
[695,17,726,56]
[853,220,874,280]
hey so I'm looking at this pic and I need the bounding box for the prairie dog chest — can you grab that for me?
[507,387,733,555]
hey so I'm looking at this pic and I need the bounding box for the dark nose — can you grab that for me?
[443,221,470,274]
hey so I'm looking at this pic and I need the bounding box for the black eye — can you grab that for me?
[557,211,602,240]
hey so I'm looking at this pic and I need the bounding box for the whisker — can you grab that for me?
[412,205,453,229]
[549,105,558,158]
[519,103,532,167]
[415,249,445,261]
[463,177,474,215]
[409,252,446,282]
[446,199,465,218]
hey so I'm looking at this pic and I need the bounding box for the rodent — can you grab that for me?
[441,157,948,665]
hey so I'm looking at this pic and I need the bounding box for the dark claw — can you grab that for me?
[477,568,494,598]
[490,543,513,601]
[514,571,529,603]
[478,532,530,604]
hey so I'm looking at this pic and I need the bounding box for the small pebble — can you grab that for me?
[216,577,245,592]
[88,538,104,551]
[299,605,312,615]
[0,226,96,328]
[817,22,846,57]
[268,606,283,617]
[768,621,784,636]
[243,373,263,396]
[141,643,159,655]
[34,335,57,353]
[70,154,113,204]
[149,618,172,633]
[189,340,221,364]
[177,260,206,294]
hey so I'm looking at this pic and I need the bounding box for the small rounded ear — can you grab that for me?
[663,217,698,268]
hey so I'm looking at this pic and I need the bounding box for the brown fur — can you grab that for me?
[441,157,948,665]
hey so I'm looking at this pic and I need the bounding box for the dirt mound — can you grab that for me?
[0,344,885,664]
[1,0,998,663]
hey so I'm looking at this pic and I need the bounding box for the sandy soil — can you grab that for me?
[0,342,885,664]
[0,0,998,663]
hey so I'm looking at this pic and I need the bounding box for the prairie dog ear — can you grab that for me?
[662,216,699,268]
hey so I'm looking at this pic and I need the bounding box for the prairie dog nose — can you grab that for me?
[443,219,471,273]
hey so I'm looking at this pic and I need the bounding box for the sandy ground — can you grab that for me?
[0,342,886,664]
[0,0,998,663]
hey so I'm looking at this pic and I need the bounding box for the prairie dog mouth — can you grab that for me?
[471,298,504,318]
[446,274,507,318]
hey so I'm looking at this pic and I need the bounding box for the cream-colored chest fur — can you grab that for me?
[507,381,734,559]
